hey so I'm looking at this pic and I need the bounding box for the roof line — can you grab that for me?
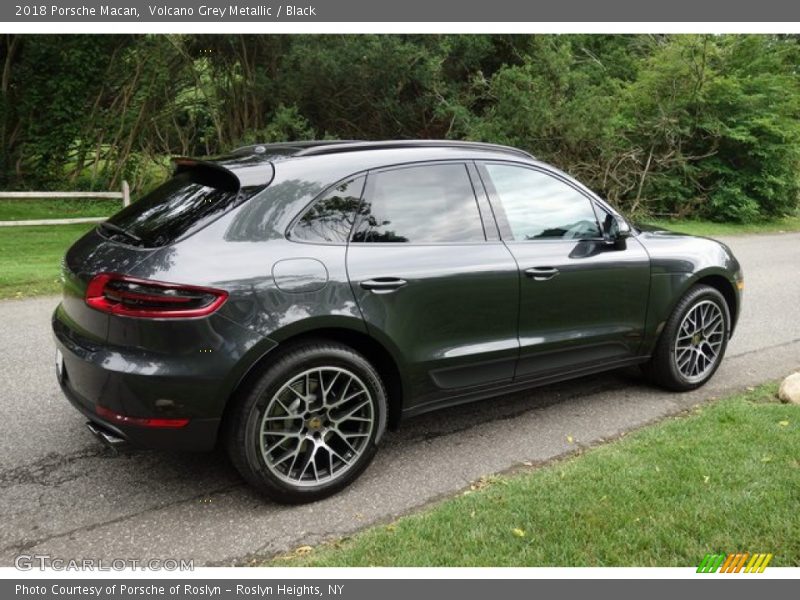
[230,140,362,155]
[230,139,535,160]
[292,140,535,159]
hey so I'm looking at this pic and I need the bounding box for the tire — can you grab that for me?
[225,341,388,504]
[642,284,730,392]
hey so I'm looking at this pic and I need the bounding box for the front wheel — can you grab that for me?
[643,284,730,391]
[225,342,387,504]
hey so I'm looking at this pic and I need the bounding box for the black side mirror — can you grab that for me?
[603,214,632,248]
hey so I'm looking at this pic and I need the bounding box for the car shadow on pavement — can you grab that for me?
[102,366,650,503]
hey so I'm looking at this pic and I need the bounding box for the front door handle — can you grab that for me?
[360,278,408,293]
[524,267,560,281]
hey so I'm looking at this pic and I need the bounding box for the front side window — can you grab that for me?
[289,175,365,243]
[483,164,601,241]
[352,164,485,243]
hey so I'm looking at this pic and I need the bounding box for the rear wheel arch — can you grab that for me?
[221,327,406,440]
[224,340,388,503]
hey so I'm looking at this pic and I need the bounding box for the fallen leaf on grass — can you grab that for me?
[470,475,504,491]
[512,528,526,538]
[470,479,489,491]
[275,545,315,561]
[778,420,789,427]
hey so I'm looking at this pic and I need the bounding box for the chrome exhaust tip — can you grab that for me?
[85,421,127,451]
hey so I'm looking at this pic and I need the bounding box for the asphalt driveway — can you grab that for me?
[1,232,798,566]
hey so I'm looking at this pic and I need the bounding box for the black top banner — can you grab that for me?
[4,0,800,22]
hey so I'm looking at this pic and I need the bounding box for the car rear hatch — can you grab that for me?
[57,155,274,344]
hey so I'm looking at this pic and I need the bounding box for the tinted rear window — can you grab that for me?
[103,168,254,247]
[289,175,365,244]
[352,164,485,243]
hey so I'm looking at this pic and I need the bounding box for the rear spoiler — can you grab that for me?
[172,158,240,191]
[171,156,274,190]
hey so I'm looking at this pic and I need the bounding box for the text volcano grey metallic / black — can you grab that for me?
[52,140,743,503]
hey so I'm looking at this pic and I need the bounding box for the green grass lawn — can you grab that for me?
[276,383,800,567]
[0,198,117,299]
[0,223,94,299]
[0,198,120,221]
[642,215,800,237]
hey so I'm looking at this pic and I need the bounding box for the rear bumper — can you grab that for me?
[51,304,245,452]
[57,371,220,451]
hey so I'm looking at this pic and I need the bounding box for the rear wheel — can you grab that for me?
[226,342,387,504]
[643,284,730,391]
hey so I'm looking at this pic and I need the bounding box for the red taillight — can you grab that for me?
[85,273,227,318]
[96,405,190,429]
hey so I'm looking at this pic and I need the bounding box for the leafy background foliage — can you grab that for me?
[1,34,798,221]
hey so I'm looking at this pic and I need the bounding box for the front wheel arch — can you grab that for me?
[694,273,738,335]
[648,269,738,355]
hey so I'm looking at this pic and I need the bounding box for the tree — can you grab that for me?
[1,34,798,221]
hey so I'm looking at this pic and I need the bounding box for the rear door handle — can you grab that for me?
[360,278,408,293]
[524,267,560,281]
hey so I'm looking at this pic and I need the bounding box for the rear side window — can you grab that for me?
[352,164,485,243]
[103,168,252,247]
[289,175,365,244]
[483,164,601,241]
